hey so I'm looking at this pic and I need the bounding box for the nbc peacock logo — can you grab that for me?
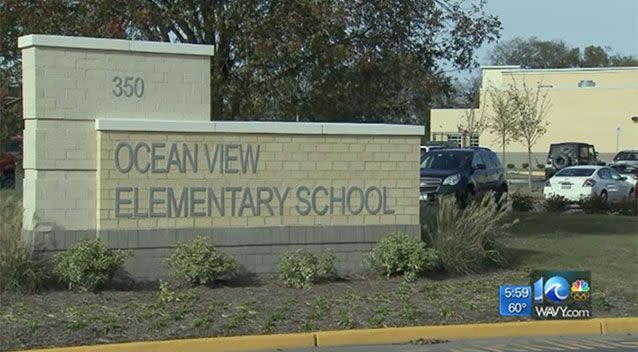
[570,279,590,301]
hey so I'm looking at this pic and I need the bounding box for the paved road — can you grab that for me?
[270,334,638,352]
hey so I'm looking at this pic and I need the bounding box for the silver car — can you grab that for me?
[613,149,638,167]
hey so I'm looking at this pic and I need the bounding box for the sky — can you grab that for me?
[474,0,638,65]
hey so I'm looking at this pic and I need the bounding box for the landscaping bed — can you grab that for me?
[2,212,637,351]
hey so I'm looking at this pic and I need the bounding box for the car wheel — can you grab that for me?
[600,190,608,203]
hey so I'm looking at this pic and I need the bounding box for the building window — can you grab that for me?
[469,133,479,147]
[578,80,596,88]
[431,132,479,148]
[447,133,462,148]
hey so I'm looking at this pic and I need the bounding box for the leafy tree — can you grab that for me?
[506,80,551,191]
[610,54,638,67]
[1,0,501,131]
[486,86,517,166]
[128,0,501,123]
[489,37,579,69]
[490,36,638,69]
[582,45,609,67]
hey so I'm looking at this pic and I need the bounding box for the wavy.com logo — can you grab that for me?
[534,276,590,304]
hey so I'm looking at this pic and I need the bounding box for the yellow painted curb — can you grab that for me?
[17,318,638,352]
[600,317,638,334]
[315,320,603,347]
[21,332,315,352]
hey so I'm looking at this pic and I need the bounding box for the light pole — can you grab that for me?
[616,126,621,152]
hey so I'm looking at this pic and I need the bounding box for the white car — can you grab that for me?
[543,165,635,202]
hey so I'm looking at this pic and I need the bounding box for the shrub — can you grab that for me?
[367,232,438,281]
[506,163,515,169]
[608,198,638,216]
[167,236,237,286]
[278,249,337,288]
[536,164,545,170]
[510,192,537,212]
[521,163,529,169]
[578,194,609,214]
[543,195,571,212]
[423,193,517,274]
[53,238,129,292]
[0,192,49,292]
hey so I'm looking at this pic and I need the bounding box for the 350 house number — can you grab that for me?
[112,76,145,98]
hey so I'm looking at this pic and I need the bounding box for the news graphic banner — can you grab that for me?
[499,271,592,320]
[19,35,424,280]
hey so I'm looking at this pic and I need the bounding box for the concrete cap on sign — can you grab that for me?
[95,119,425,136]
[18,34,215,56]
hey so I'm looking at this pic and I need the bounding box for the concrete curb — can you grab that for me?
[600,317,638,334]
[21,332,316,352]
[19,318,637,352]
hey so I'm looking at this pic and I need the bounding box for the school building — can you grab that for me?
[430,66,638,166]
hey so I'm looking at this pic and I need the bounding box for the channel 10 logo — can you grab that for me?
[531,271,592,319]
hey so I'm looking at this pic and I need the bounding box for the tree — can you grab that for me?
[128,0,501,123]
[489,37,580,69]
[582,45,610,67]
[456,85,487,147]
[1,1,501,130]
[486,86,517,166]
[610,54,638,67]
[506,80,551,191]
[490,37,638,69]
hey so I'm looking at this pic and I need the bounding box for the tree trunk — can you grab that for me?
[501,134,506,168]
[527,146,533,191]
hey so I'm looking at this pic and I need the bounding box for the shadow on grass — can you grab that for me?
[502,247,545,267]
[509,212,638,236]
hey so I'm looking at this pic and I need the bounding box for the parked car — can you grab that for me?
[543,165,634,202]
[612,149,638,167]
[420,147,507,205]
[420,145,444,161]
[544,142,601,180]
[610,164,638,197]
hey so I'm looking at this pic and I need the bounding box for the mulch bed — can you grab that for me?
[1,269,633,351]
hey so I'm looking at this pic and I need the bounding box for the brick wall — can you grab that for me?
[19,35,212,231]
[96,131,421,231]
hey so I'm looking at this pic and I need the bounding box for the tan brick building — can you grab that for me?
[431,66,638,166]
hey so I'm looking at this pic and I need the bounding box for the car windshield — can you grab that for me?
[611,164,638,174]
[555,168,595,177]
[614,151,638,161]
[420,151,471,170]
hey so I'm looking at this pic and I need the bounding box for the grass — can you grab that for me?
[507,212,638,306]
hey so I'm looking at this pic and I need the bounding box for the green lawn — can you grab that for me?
[506,212,638,309]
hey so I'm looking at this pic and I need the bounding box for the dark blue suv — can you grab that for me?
[419,147,507,205]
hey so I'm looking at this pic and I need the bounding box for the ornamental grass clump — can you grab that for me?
[0,193,49,292]
[424,193,517,274]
